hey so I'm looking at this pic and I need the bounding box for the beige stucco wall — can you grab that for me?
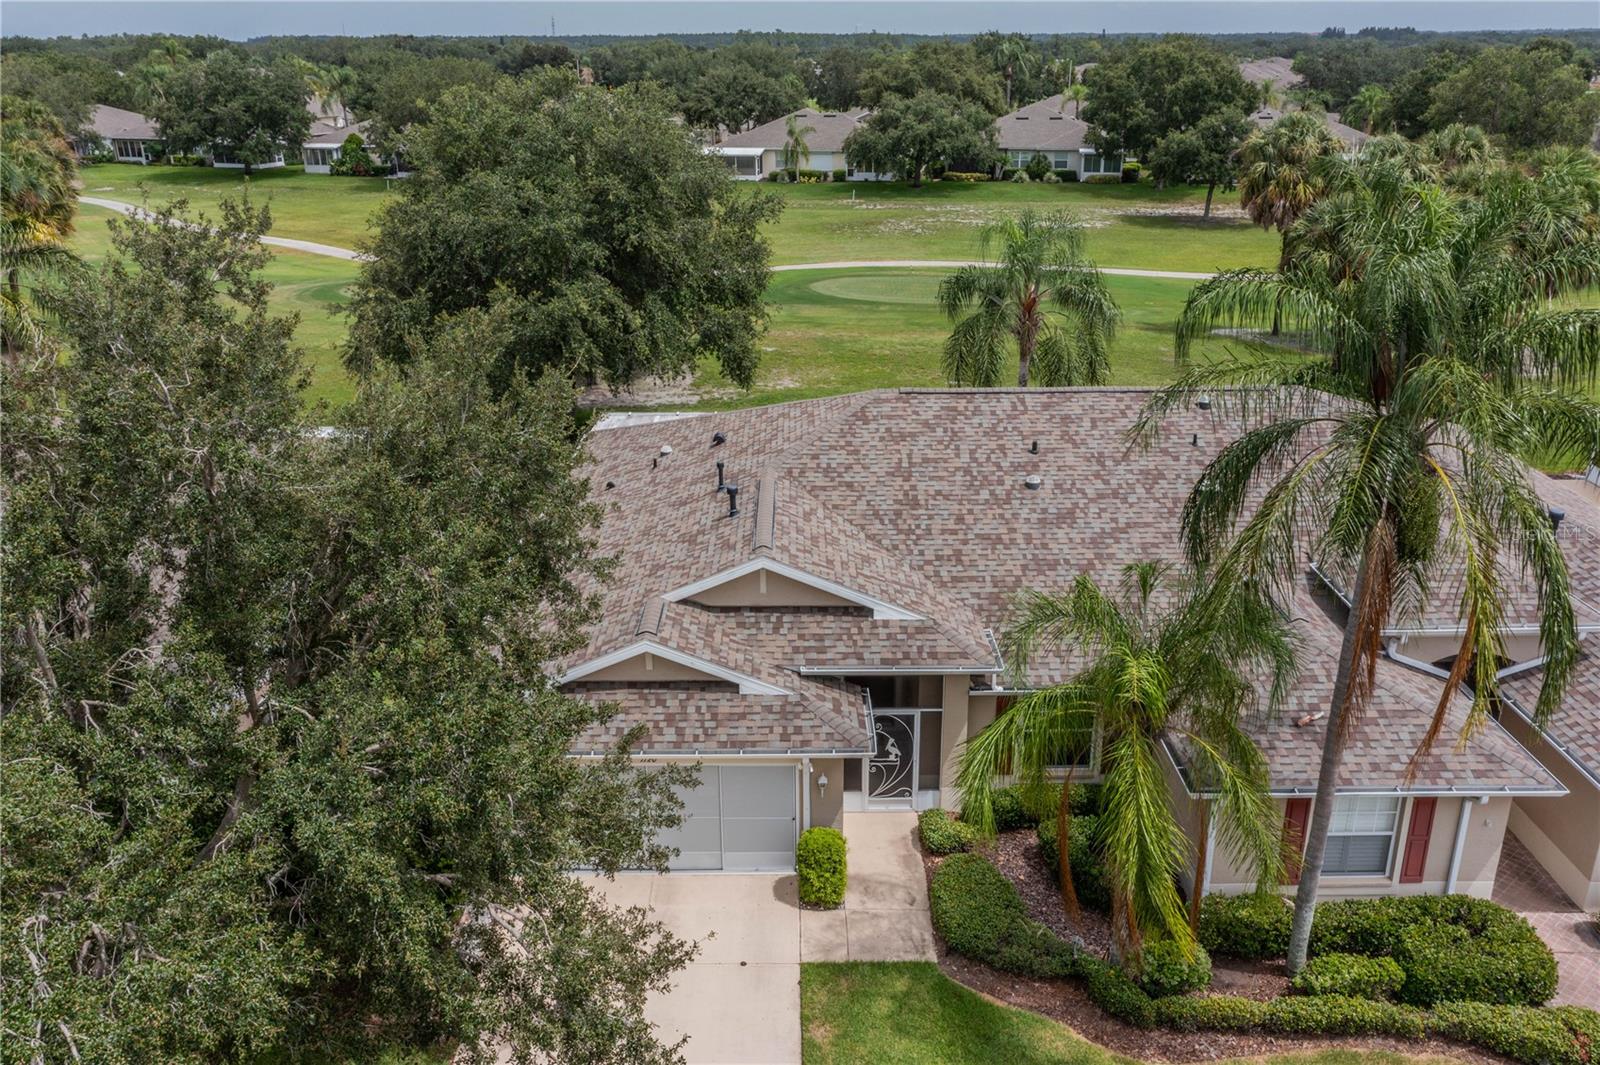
[1500,716,1600,909]
[1163,757,1205,897]
[1206,794,1511,899]
[1389,632,1544,668]
[582,653,721,683]
[687,568,856,609]
[938,675,971,811]
[808,756,845,831]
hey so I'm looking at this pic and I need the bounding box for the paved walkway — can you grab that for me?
[801,811,937,962]
[1493,832,1600,1008]
[772,259,1217,280]
[581,873,801,1064]
[80,196,371,261]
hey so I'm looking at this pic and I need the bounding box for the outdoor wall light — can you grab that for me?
[817,774,829,796]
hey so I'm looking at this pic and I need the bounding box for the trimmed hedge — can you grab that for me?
[1197,893,1292,960]
[1082,957,1156,1027]
[942,171,988,182]
[1037,813,1111,912]
[1138,938,1212,998]
[1154,993,1423,1039]
[1292,952,1404,1000]
[1311,895,1557,1006]
[831,168,847,182]
[1430,1002,1595,1065]
[795,827,846,908]
[919,808,977,855]
[927,853,1082,980]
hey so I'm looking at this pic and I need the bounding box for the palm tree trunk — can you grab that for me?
[1286,534,1381,974]
[1203,183,1216,219]
[1017,298,1038,387]
[1056,772,1082,921]
[1271,231,1289,337]
[1188,799,1209,935]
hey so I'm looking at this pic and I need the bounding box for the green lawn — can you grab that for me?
[801,962,1462,1065]
[71,204,360,407]
[80,162,392,250]
[686,267,1232,409]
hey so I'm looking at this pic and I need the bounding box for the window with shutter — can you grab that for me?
[1323,795,1401,877]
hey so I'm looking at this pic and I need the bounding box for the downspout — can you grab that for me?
[802,757,813,830]
[1202,811,1216,896]
[1445,796,1484,894]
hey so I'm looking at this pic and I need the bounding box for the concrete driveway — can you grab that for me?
[581,873,801,1065]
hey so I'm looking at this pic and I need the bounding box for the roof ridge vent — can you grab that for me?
[753,472,778,552]
[635,596,668,637]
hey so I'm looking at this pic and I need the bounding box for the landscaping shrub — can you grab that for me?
[795,827,846,908]
[984,786,1032,831]
[1010,171,1031,183]
[1197,893,1292,959]
[1024,151,1052,181]
[1055,168,1079,182]
[1069,782,1102,816]
[1042,171,1061,184]
[330,133,378,176]
[919,808,977,855]
[1121,162,1142,183]
[1264,995,1427,1039]
[1292,953,1404,1000]
[1310,895,1556,1007]
[942,171,988,182]
[1081,957,1156,1028]
[927,853,1082,980]
[1154,993,1268,1032]
[831,168,847,182]
[1137,938,1212,998]
[1395,918,1557,1007]
[1000,167,1019,181]
[1037,814,1110,912]
[1429,1002,1592,1065]
[1085,174,1121,184]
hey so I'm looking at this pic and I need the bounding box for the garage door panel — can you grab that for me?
[652,764,796,872]
[673,766,720,817]
[721,766,796,817]
[721,816,798,872]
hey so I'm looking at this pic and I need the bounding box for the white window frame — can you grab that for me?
[1322,794,1402,878]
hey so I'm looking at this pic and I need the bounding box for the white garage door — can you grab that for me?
[660,765,798,871]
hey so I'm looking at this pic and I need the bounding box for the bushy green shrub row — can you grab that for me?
[1036,813,1111,912]
[919,808,977,855]
[941,171,988,182]
[1138,938,1213,998]
[928,853,1082,980]
[831,168,847,182]
[1291,953,1405,1000]
[1198,892,1557,1007]
[795,827,846,908]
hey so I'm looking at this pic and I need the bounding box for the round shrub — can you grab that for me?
[1197,892,1292,959]
[1042,170,1062,184]
[1081,956,1156,1028]
[1036,813,1110,912]
[927,853,1082,980]
[1138,938,1212,998]
[986,786,1031,831]
[1395,918,1557,1007]
[1010,171,1031,183]
[795,827,846,908]
[919,808,977,855]
[1292,952,1404,1000]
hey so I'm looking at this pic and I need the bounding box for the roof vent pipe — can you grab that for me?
[1029,439,1039,454]
[716,460,726,492]
[1550,507,1566,533]
[726,485,741,517]
[1024,475,1042,490]
[711,431,726,447]
[1196,395,1212,411]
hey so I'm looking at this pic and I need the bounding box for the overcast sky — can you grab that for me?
[4,1,1596,40]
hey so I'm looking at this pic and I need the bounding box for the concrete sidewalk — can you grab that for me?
[801,811,937,962]
[581,873,801,1064]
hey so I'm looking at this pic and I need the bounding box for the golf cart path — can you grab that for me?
[81,196,371,261]
[80,197,1218,278]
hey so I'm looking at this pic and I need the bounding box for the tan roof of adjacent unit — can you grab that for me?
[560,389,1569,792]
[1498,650,1600,788]
[1239,56,1304,89]
[1250,106,1370,149]
[86,104,159,141]
[714,107,870,153]
[995,95,1093,152]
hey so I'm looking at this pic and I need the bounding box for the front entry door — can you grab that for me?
[868,713,917,808]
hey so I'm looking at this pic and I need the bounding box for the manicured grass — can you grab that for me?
[686,267,1240,409]
[80,162,391,250]
[801,962,1464,1065]
[70,204,361,407]
[751,181,1279,271]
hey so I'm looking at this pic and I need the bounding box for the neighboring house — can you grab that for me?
[75,104,161,164]
[994,94,1122,179]
[707,107,888,181]
[1238,55,1305,90]
[300,98,373,174]
[1249,105,1370,151]
[558,389,1584,892]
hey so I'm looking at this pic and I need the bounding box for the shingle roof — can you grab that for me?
[560,389,1566,792]
[995,95,1093,152]
[86,104,158,141]
[1249,106,1370,149]
[1239,56,1304,89]
[714,107,868,153]
[1499,651,1600,788]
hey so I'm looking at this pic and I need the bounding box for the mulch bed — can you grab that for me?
[921,830,1510,1065]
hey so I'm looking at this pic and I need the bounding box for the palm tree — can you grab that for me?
[1,96,81,367]
[311,65,360,127]
[782,113,815,181]
[1419,123,1498,181]
[937,209,1120,387]
[1133,156,1600,975]
[1064,82,1089,119]
[996,37,1037,110]
[959,563,1292,967]
[1343,84,1392,135]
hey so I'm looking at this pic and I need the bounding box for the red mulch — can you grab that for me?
[922,830,1511,1065]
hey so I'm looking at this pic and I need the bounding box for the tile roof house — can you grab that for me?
[75,104,161,164]
[706,107,889,181]
[561,389,1580,892]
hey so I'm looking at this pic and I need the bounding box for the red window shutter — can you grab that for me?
[1399,797,1437,884]
[1282,798,1312,884]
